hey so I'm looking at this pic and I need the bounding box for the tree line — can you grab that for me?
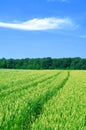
[0,57,86,70]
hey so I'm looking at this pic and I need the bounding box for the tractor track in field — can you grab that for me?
[0,72,50,92]
[0,72,61,99]
[0,71,70,130]
[0,72,61,129]
[15,71,70,130]
[57,71,70,91]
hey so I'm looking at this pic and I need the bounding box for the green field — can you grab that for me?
[0,70,86,130]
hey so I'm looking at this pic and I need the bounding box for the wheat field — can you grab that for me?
[0,69,86,130]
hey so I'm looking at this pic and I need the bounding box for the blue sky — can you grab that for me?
[0,0,86,58]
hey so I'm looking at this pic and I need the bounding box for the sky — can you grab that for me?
[0,0,86,59]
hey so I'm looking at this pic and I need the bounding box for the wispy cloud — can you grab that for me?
[47,0,69,3]
[0,17,75,31]
[79,35,86,38]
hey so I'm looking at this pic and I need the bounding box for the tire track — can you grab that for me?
[0,72,61,99]
[0,72,62,129]
[15,71,70,130]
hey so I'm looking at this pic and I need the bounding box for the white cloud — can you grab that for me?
[61,0,69,2]
[79,35,86,38]
[0,17,75,31]
[47,0,69,3]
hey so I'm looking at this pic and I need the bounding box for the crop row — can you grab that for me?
[0,70,86,130]
[31,71,86,130]
[0,70,67,129]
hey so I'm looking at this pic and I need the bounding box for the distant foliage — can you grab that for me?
[0,57,86,70]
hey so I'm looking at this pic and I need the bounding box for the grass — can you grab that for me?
[0,69,86,130]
